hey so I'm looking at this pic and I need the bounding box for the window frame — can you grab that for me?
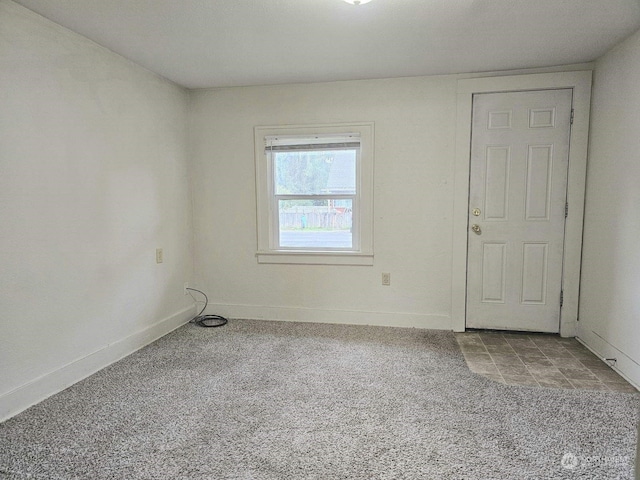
[255,123,374,265]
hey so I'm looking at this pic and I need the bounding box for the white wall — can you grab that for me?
[188,76,470,329]
[0,0,194,419]
[189,56,596,331]
[578,28,640,387]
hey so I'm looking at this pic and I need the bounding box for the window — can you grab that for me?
[255,123,374,265]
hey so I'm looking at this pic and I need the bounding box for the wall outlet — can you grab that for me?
[156,248,163,264]
[184,282,189,295]
[382,272,391,286]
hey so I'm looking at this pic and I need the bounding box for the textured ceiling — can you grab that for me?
[12,0,640,89]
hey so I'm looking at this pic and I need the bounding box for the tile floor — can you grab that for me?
[455,330,638,392]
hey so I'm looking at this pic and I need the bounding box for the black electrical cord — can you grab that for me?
[186,287,228,328]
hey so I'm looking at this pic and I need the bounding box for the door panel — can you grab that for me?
[485,147,510,220]
[525,145,553,220]
[521,242,548,304]
[466,89,572,333]
[481,243,507,303]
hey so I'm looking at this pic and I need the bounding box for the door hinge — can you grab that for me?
[565,202,568,218]
[570,109,574,125]
[560,290,564,307]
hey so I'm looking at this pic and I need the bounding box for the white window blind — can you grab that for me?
[264,134,361,153]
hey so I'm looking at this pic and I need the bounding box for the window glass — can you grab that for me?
[254,123,373,265]
[274,150,356,196]
[278,199,353,248]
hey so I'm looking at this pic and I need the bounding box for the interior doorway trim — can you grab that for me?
[452,71,592,337]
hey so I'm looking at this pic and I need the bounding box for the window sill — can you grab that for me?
[256,251,374,266]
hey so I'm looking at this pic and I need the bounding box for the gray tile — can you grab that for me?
[480,333,504,342]
[530,370,567,382]
[496,364,530,376]
[528,335,552,341]
[508,342,540,350]
[564,345,592,355]
[502,375,539,386]
[530,337,563,347]
[502,333,530,338]
[506,338,536,347]
[542,349,575,359]
[519,356,554,367]
[489,353,523,365]
[480,336,509,346]
[485,344,516,354]
[564,342,589,351]
[463,352,493,364]
[478,332,504,339]
[455,335,484,346]
[458,333,635,393]
[547,357,585,369]
[459,343,488,353]
[468,362,500,375]
[512,347,546,357]
[579,359,610,369]
[537,344,570,353]
[604,382,639,393]
[589,368,626,383]
[525,365,563,375]
[568,379,609,391]
[536,377,575,389]
[455,332,481,338]
[557,368,597,380]
[568,351,598,361]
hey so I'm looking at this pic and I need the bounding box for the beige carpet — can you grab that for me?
[0,320,638,479]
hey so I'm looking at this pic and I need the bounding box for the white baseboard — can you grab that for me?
[577,329,640,391]
[0,305,196,423]
[204,302,451,330]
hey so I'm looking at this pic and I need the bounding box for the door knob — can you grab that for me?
[471,224,482,235]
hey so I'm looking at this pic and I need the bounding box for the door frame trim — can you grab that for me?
[452,71,592,337]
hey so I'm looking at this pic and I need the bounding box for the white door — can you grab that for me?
[466,89,573,333]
